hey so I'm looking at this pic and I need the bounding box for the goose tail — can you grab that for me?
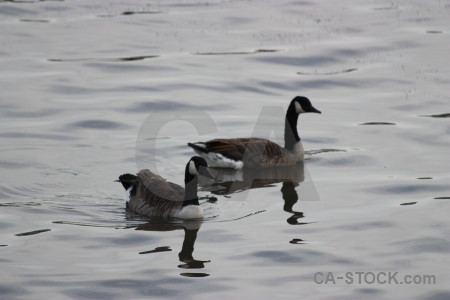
[187,142,209,154]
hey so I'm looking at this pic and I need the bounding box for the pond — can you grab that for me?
[1,0,449,299]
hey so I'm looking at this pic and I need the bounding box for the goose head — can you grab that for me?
[292,96,321,114]
[185,156,214,182]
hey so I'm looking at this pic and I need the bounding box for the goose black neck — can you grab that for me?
[183,171,199,207]
[284,103,300,151]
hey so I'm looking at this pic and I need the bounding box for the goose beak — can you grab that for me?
[199,167,215,179]
[310,105,321,114]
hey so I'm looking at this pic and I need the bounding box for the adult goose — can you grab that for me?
[116,156,214,219]
[188,96,321,169]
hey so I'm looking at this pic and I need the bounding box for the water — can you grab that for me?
[1,0,450,299]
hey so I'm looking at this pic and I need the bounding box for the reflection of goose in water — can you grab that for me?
[203,162,305,195]
[281,182,310,225]
[201,163,311,225]
[133,220,210,276]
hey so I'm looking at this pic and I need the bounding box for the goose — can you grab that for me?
[116,156,214,219]
[188,96,321,169]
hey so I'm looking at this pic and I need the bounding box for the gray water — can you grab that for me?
[1,0,450,299]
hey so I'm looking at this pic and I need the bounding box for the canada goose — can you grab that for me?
[134,221,210,269]
[188,96,321,168]
[116,156,214,219]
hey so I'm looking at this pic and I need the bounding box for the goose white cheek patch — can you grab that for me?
[189,160,198,175]
[125,186,133,202]
[295,101,304,114]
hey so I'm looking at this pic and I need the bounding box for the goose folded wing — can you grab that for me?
[207,138,283,165]
[136,170,184,209]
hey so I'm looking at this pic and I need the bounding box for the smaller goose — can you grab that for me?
[116,156,214,219]
[188,96,321,169]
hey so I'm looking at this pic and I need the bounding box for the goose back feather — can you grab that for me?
[127,169,185,218]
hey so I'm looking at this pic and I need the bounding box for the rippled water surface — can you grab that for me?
[1,0,450,299]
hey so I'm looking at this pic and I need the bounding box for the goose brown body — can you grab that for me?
[192,138,303,168]
[127,169,186,218]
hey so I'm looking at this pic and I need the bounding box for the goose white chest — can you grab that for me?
[176,205,204,219]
